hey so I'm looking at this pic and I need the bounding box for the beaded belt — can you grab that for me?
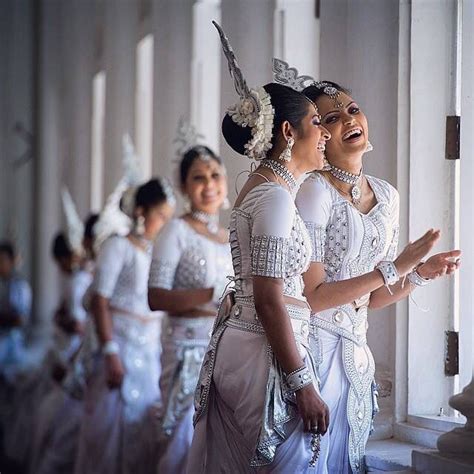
[163,316,214,345]
[225,300,311,346]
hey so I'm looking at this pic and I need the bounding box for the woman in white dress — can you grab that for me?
[187,23,331,473]
[74,178,175,474]
[293,80,461,473]
[148,144,233,474]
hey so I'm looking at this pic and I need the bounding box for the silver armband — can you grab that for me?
[102,340,120,356]
[286,365,313,392]
[407,268,430,287]
[376,261,400,288]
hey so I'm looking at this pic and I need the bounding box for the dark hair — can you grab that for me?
[222,82,311,156]
[135,178,168,212]
[179,146,222,186]
[0,241,15,261]
[302,81,350,103]
[52,232,73,260]
[84,213,99,240]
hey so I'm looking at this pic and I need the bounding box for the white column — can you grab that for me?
[34,0,62,323]
[151,0,193,179]
[437,0,474,459]
[273,0,319,79]
[191,0,222,152]
[103,0,137,196]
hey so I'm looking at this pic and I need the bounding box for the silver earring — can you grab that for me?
[322,156,332,171]
[182,195,191,213]
[222,197,231,210]
[365,140,373,153]
[279,137,294,162]
[135,215,145,235]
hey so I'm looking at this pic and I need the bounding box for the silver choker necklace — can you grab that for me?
[190,210,219,235]
[261,159,297,193]
[329,165,363,206]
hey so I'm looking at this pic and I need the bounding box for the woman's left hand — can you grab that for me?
[417,250,461,280]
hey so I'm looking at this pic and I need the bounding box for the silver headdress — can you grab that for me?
[213,21,274,161]
[272,58,315,92]
[174,117,205,158]
[156,176,176,208]
[61,187,85,256]
[92,178,132,253]
[92,133,143,252]
[272,57,344,108]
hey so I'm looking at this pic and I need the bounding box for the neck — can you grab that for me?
[191,208,219,216]
[328,152,363,175]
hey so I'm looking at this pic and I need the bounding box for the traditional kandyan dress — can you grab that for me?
[188,182,320,473]
[148,217,233,474]
[75,235,161,474]
[0,273,32,463]
[30,267,92,474]
[295,172,399,473]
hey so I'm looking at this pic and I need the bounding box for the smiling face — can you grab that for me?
[289,103,331,172]
[142,201,174,239]
[316,92,369,160]
[182,156,228,214]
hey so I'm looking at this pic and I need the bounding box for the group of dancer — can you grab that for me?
[0,21,461,474]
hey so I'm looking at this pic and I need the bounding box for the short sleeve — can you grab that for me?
[384,188,400,261]
[92,236,126,298]
[250,185,295,278]
[69,271,93,322]
[148,219,185,289]
[295,174,333,262]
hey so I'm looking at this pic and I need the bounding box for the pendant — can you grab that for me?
[351,185,361,206]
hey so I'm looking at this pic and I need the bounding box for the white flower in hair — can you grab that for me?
[213,21,275,161]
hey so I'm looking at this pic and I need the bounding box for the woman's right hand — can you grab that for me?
[295,384,329,435]
[105,353,125,389]
[394,229,440,276]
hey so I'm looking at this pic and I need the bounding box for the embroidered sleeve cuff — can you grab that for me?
[304,221,326,262]
[250,234,290,278]
[148,260,176,290]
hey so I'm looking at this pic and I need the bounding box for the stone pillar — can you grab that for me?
[33,0,62,323]
[191,0,222,152]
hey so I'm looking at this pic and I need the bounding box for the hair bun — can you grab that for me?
[221,113,252,156]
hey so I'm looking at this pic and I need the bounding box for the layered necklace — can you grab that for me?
[190,210,220,235]
[261,159,297,193]
[328,164,364,207]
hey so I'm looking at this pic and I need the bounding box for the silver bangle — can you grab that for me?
[376,261,400,287]
[102,340,120,356]
[407,268,430,287]
[286,365,313,392]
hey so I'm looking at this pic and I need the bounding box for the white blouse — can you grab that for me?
[148,218,233,301]
[92,235,152,316]
[296,172,399,285]
[230,182,312,303]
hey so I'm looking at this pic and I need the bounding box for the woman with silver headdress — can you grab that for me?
[74,178,175,474]
[187,23,331,473]
[273,60,461,473]
[147,120,233,474]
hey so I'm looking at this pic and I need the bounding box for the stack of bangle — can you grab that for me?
[286,365,313,392]
[102,340,120,355]
[376,261,400,295]
[407,266,430,287]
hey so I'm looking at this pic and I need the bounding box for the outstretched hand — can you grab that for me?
[418,250,461,280]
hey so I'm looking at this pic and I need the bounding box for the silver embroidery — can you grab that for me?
[148,260,175,289]
[304,221,327,262]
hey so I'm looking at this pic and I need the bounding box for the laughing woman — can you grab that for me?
[293,80,461,473]
[148,145,233,474]
[187,23,331,473]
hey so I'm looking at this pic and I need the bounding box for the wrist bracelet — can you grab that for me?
[407,268,430,287]
[286,365,313,392]
[376,261,400,295]
[102,340,120,355]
